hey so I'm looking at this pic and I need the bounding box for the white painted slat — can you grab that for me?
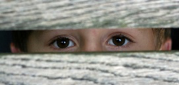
[0,0,179,30]
[0,52,179,85]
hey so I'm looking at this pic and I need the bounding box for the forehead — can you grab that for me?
[32,28,153,35]
[29,29,154,44]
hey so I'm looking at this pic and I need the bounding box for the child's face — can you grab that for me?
[26,29,158,52]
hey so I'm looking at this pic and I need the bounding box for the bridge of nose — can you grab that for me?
[79,29,104,52]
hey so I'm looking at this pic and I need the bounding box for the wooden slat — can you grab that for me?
[0,52,179,85]
[0,0,179,30]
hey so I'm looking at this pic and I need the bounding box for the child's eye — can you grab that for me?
[108,35,131,46]
[52,37,75,49]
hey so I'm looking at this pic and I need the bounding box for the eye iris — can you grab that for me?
[112,35,125,46]
[56,38,69,48]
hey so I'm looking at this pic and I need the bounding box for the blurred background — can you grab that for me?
[0,29,179,53]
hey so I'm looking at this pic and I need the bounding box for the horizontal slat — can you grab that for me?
[0,0,179,30]
[0,52,179,85]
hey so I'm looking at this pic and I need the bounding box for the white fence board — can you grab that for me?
[0,52,179,85]
[0,0,179,30]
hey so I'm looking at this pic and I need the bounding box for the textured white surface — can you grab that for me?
[0,52,179,85]
[0,0,179,30]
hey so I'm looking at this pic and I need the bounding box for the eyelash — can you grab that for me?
[49,36,76,50]
[49,34,134,50]
[107,34,134,48]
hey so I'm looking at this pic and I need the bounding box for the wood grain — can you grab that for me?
[0,52,179,85]
[0,0,179,30]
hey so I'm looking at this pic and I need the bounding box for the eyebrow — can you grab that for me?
[36,28,145,38]
[112,28,144,37]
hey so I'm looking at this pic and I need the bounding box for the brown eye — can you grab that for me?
[108,35,129,46]
[53,37,75,48]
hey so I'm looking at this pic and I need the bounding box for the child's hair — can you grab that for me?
[152,29,171,49]
[12,30,32,52]
[12,29,171,52]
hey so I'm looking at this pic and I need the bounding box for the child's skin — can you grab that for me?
[11,28,170,52]
[10,28,172,53]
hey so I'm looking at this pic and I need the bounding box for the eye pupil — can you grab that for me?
[112,35,125,46]
[56,38,69,48]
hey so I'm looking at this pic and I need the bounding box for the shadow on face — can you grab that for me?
[10,28,172,53]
